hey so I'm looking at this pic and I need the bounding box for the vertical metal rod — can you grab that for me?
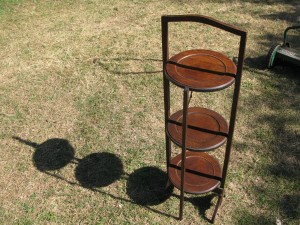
[162,16,171,178]
[179,87,189,220]
[163,76,171,175]
[162,17,169,64]
[188,91,193,106]
[211,193,223,223]
[221,34,247,189]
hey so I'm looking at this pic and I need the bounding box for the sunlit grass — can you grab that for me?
[0,0,299,224]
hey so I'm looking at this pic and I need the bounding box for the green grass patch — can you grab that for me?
[0,0,299,224]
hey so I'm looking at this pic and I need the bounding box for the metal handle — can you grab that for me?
[284,25,300,46]
[161,14,247,37]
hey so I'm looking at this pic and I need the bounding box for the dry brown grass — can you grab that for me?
[0,0,299,224]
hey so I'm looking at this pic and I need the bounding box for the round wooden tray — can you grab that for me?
[169,151,221,194]
[167,107,228,151]
[165,49,236,92]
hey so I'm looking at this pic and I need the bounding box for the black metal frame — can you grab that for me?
[283,25,300,46]
[162,14,247,223]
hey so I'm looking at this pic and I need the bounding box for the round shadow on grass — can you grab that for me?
[75,152,123,188]
[32,138,75,171]
[127,167,173,206]
[280,194,300,220]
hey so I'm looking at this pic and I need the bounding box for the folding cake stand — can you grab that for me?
[161,15,247,223]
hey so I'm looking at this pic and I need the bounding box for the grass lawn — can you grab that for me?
[0,0,299,224]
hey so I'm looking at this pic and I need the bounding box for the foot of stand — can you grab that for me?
[211,190,224,223]
[179,202,183,220]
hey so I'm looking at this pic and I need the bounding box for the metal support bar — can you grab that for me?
[162,15,171,180]
[163,76,171,176]
[211,191,224,223]
[179,87,189,220]
[221,34,247,190]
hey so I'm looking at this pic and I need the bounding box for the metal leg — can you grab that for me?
[163,75,171,177]
[165,137,173,191]
[179,87,189,220]
[211,194,223,223]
